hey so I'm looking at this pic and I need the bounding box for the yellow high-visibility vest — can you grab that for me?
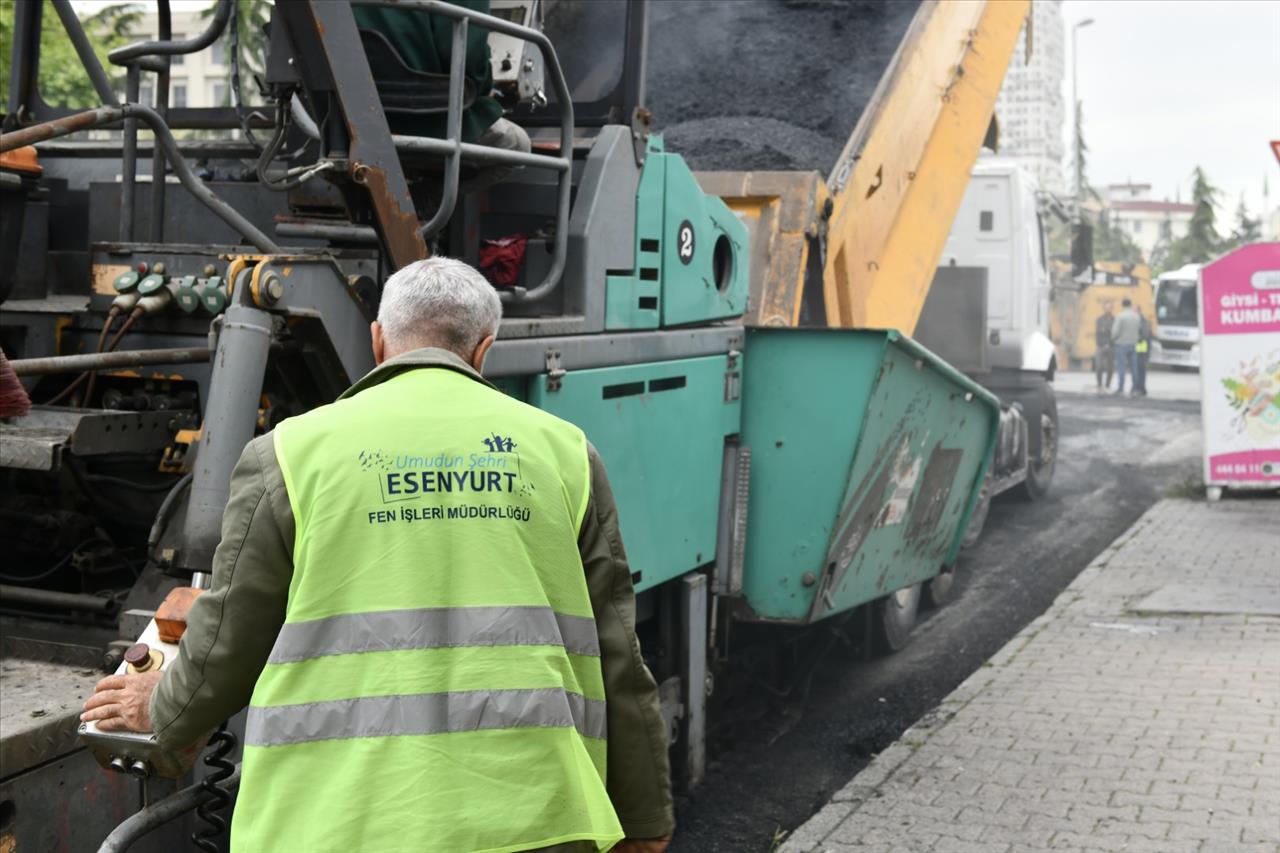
[232,367,622,853]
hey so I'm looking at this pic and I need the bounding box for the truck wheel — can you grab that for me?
[873,583,921,653]
[1018,381,1058,500]
[961,475,992,549]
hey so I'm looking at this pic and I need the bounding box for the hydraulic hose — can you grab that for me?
[81,307,121,408]
[96,764,242,853]
[147,472,193,554]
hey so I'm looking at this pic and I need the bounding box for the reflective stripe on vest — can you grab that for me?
[267,605,601,664]
[246,687,608,747]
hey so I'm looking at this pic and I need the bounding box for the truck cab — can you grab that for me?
[916,157,1060,511]
[934,157,1055,376]
[1152,263,1202,369]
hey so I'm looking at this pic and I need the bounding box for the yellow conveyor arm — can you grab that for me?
[822,0,1030,334]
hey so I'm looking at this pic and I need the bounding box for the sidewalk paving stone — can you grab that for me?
[778,499,1280,853]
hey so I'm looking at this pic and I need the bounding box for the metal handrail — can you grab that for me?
[147,0,173,243]
[416,16,468,240]
[108,0,232,64]
[354,0,576,303]
[0,105,280,254]
[107,0,230,243]
[392,135,570,172]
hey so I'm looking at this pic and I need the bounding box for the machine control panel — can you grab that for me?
[79,587,208,779]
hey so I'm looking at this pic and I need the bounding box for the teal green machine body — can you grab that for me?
[498,137,748,593]
[500,137,998,623]
[737,329,999,623]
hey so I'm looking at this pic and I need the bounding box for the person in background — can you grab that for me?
[1134,309,1152,397]
[1111,297,1141,396]
[1094,301,1115,393]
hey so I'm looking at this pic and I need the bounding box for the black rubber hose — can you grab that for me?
[148,472,193,551]
[191,725,237,852]
[81,308,120,408]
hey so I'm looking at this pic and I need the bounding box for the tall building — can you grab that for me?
[993,0,1066,195]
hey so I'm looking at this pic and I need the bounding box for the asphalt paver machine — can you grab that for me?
[0,1,1027,848]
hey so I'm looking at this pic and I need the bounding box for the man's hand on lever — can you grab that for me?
[81,670,164,732]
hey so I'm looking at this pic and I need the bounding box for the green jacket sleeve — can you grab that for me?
[149,434,295,749]
[580,443,675,839]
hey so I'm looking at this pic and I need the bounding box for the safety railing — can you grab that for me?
[0,105,279,253]
[106,0,233,242]
[108,0,231,64]
[6,0,576,299]
[354,0,575,302]
[5,0,281,251]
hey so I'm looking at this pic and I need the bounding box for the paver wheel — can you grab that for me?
[873,583,921,654]
[1018,380,1058,500]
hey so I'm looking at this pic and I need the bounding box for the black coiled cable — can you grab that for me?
[191,724,237,852]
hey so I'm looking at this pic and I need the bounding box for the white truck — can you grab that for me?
[915,157,1059,543]
[1151,263,1202,369]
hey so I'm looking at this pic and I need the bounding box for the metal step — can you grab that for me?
[0,407,182,471]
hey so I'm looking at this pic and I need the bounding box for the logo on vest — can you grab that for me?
[481,433,517,453]
[360,435,534,525]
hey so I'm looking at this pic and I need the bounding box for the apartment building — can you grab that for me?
[993,0,1066,196]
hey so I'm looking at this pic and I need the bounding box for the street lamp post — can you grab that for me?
[1072,17,1095,208]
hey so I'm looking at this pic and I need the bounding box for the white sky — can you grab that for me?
[1064,0,1280,219]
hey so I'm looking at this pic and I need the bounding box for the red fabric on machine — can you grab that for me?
[0,350,32,418]
[479,235,528,288]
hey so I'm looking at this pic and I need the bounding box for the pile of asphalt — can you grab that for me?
[646,0,922,174]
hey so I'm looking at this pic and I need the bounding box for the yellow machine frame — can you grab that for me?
[1050,261,1157,368]
[698,0,1030,332]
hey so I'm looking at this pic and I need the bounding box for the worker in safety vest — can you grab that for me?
[82,258,675,852]
[1134,310,1151,397]
[1093,300,1115,393]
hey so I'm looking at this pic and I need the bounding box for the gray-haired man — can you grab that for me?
[83,258,674,852]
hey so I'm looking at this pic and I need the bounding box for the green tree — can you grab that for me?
[1225,197,1261,249]
[1161,166,1224,270]
[1092,209,1144,265]
[1072,101,1088,200]
[0,3,142,109]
